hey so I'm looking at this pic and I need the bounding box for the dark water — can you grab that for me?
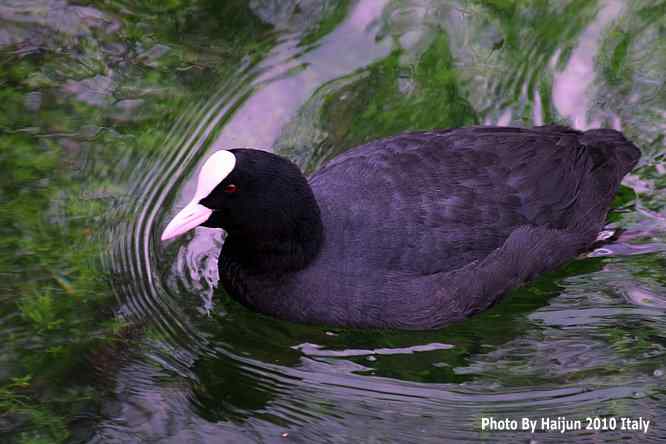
[1,1,665,443]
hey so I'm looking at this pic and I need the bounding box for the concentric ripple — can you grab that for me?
[93,1,666,443]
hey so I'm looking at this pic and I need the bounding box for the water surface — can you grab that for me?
[1,1,665,443]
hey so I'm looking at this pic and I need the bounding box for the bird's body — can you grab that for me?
[162,125,640,329]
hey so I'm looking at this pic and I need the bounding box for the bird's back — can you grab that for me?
[309,125,639,276]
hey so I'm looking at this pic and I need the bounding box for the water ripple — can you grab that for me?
[92,1,666,443]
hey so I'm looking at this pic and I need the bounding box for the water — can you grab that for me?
[1,1,665,443]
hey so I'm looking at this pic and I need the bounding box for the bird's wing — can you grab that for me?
[387,224,594,329]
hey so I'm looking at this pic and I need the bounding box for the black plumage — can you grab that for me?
[186,125,639,329]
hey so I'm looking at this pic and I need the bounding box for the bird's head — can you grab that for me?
[161,149,322,270]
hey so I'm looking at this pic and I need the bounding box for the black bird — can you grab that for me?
[161,126,640,329]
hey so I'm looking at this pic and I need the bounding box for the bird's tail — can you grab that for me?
[532,126,641,177]
[581,128,641,177]
[546,128,641,238]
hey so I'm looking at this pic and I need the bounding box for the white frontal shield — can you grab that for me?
[161,150,236,241]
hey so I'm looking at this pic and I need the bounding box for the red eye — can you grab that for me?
[224,183,238,193]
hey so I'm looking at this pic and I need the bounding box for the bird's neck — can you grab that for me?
[220,201,324,275]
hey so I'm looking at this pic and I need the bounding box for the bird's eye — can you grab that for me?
[224,183,238,193]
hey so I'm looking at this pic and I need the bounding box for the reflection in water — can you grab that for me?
[1,0,666,443]
[212,0,392,152]
[553,0,624,130]
[98,1,666,442]
[292,342,454,357]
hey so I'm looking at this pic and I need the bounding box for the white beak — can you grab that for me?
[160,150,236,241]
[160,202,213,241]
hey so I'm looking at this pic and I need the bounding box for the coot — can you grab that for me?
[161,126,640,329]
